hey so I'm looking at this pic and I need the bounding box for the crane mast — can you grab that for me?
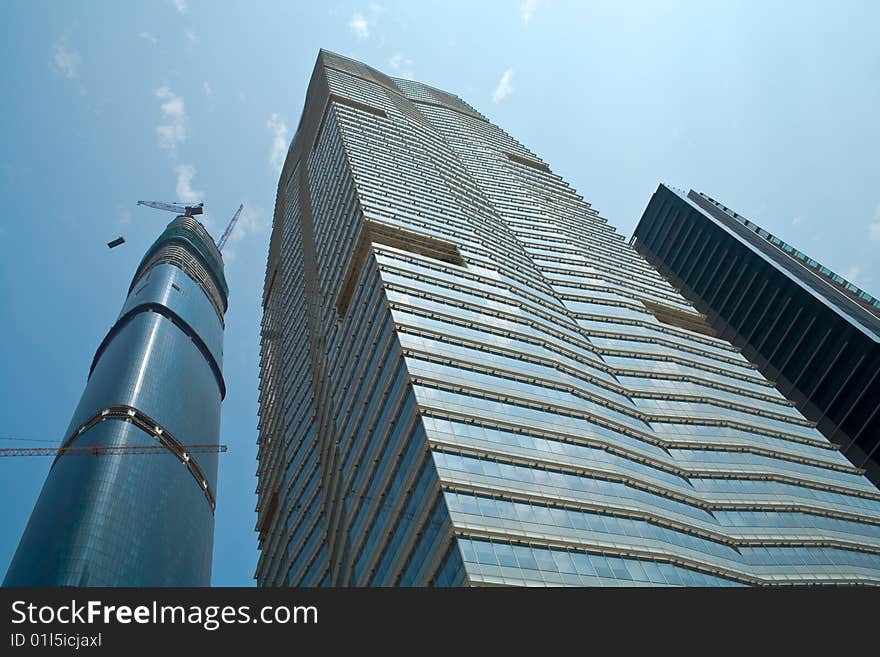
[217,204,244,252]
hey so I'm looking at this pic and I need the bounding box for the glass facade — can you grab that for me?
[4,216,227,586]
[632,185,880,487]
[256,50,880,586]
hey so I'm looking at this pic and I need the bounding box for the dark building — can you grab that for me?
[255,51,880,587]
[632,184,880,487]
[4,215,227,586]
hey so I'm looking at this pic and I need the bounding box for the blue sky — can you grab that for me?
[0,1,878,586]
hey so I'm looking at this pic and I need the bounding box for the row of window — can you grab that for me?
[457,539,743,586]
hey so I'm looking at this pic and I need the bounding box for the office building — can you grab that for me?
[4,214,227,586]
[632,185,880,486]
[256,50,880,586]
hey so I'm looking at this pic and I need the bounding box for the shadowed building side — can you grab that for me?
[4,216,227,587]
[632,185,880,487]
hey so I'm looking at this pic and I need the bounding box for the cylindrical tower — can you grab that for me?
[4,215,227,586]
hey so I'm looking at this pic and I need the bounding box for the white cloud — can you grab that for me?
[139,32,158,45]
[843,265,863,285]
[492,68,514,103]
[870,205,880,241]
[388,53,414,79]
[203,81,212,96]
[175,163,202,203]
[155,86,187,155]
[349,13,369,40]
[520,0,540,24]
[267,113,290,174]
[184,28,199,45]
[53,38,81,80]
[791,216,803,226]
[119,208,132,226]
[173,0,187,14]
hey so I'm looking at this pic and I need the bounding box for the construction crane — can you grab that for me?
[216,204,244,252]
[137,200,243,253]
[0,444,227,457]
[137,200,204,217]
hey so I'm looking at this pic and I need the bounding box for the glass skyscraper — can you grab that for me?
[256,50,880,586]
[4,215,227,586]
[632,185,880,487]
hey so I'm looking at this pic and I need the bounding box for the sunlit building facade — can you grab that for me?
[4,215,227,586]
[256,50,880,586]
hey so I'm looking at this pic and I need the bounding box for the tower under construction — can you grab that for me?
[4,212,227,586]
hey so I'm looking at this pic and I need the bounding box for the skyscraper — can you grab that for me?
[632,185,880,486]
[4,214,227,586]
[256,50,880,586]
